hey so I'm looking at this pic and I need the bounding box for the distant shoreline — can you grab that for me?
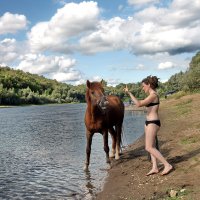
[1,103,144,110]
[0,105,13,108]
[0,102,82,109]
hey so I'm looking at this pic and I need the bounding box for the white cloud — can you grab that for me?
[160,78,168,83]
[16,54,82,82]
[0,12,27,34]
[78,0,200,56]
[84,76,120,87]
[74,79,86,85]
[90,76,102,82]
[118,5,124,11]
[28,1,100,53]
[158,61,176,70]
[127,0,200,55]
[2,0,200,85]
[79,17,126,54]
[53,0,66,6]
[128,0,158,5]
[25,0,200,58]
[0,63,7,67]
[107,78,121,87]
[51,71,82,82]
[136,64,145,70]
[0,38,26,64]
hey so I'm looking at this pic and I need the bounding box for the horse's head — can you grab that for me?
[86,80,109,112]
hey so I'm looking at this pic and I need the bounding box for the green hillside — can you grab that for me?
[0,51,199,105]
[0,67,85,105]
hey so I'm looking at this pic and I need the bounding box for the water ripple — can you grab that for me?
[0,104,145,199]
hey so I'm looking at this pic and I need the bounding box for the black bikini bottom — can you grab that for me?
[145,120,161,127]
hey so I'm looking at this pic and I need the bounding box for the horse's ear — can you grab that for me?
[86,80,91,88]
[100,79,103,85]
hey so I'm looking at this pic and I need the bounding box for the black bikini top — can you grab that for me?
[146,102,159,107]
[146,93,160,107]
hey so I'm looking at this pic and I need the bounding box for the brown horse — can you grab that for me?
[84,80,124,171]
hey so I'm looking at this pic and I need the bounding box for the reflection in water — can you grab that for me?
[0,105,145,199]
[84,171,95,199]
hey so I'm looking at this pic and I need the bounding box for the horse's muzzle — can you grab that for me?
[98,96,109,111]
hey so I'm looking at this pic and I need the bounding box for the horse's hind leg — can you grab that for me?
[103,130,110,164]
[115,125,122,160]
[108,127,116,158]
[84,130,93,171]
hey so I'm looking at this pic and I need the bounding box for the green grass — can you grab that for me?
[172,91,188,99]
[174,98,193,115]
[175,98,193,106]
[180,136,198,145]
[163,188,190,200]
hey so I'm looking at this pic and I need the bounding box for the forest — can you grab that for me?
[0,52,199,105]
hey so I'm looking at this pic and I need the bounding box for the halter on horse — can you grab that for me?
[84,80,124,171]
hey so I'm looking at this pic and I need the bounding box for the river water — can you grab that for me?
[0,104,145,200]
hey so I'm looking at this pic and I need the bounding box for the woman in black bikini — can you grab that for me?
[124,76,173,176]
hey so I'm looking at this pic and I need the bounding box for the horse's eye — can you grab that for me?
[91,91,94,95]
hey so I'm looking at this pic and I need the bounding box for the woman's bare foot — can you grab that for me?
[161,164,173,176]
[146,169,159,176]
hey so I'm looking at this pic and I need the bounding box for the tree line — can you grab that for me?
[0,51,199,105]
[0,67,85,105]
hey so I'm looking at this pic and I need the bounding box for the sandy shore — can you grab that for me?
[96,93,200,200]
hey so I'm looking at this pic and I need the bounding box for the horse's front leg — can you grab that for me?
[103,130,110,164]
[84,130,93,171]
[108,127,116,158]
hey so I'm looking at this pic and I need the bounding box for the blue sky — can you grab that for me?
[0,0,199,86]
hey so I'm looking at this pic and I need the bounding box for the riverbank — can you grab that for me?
[96,93,200,200]
[0,102,80,109]
[0,105,14,108]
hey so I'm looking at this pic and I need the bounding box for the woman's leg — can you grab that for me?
[145,125,159,175]
[145,124,173,175]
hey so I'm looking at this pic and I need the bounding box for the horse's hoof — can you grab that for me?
[107,164,112,170]
[109,153,115,158]
[115,155,120,160]
[106,158,111,164]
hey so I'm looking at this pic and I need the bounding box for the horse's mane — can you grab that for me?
[85,88,90,103]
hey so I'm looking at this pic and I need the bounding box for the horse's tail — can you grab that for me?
[121,102,125,151]
[120,125,128,152]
